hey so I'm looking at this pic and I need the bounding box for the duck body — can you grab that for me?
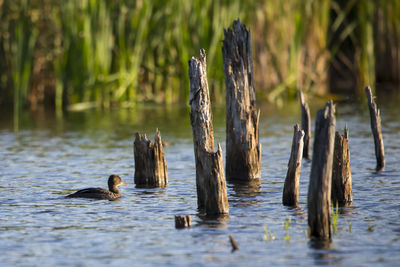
[66,175,126,201]
[66,187,122,200]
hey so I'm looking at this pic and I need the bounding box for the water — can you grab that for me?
[0,98,399,266]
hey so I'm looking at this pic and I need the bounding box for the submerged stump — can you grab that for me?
[175,215,191,229]
[283,124,305,206]
[308,101,336,241]
[299,90,311,160]
[189,49,229,216]
[332,125,352,206]
[365,86,385,171]
[223,19,261,182]
[134,129,168,188]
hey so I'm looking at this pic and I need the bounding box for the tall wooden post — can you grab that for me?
[332,125,352,206]
[299,90,311,160]
[365,86,385,171]
[283,124,304,206]
[308,101,335,241]
[134,129,168,188]
[222,19,261,181]
[189,49,229,215]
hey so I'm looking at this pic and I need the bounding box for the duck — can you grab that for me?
[66,175,127,200]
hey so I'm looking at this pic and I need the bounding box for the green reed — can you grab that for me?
[263,225,276,242]
[1,0,38,129]
[1,0,399,113]
[51,0,247,107]
[283,217,291,242]
[255,0,331,104]
[331,202,340,233]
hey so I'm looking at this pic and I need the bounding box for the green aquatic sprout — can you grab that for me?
[332,202,340,233]
[263,225,275,242]
[283,217,291,242]
[348,221,352,233]
[367,222,374,232]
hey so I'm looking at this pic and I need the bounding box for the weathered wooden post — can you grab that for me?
[307,101,335,241]
[222,19,261,181]
[365,86,385,171]
[283,124,305,206]
[299,90,311,160]
[332,125,352,206]
[189,49,229,215]
[133,129,168,187]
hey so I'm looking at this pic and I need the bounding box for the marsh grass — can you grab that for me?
[3,0,38,129]
[0,0,399,114]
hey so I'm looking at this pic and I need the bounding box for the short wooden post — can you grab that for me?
[223,19,261,181]
[365,86,385,171]
[332,125,352,206]
[189,49,229,215]
[133,129,168,187]
[299,90,311,160]
[175,215,191,228]
[283,124,305,206]
[307,101,336,241]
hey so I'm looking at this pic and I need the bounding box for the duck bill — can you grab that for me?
[121,183,128,186]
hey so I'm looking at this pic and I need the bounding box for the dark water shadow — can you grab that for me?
[308,238,332,249]
[228,179,261,197]
[337,204,358,217]
[308,239,343,265]
[284,205,306,219]
[227,179,262,208]
[132,187,166,196]
[364,167,386,175]
[195,213,230,229]
[135,184,167,189]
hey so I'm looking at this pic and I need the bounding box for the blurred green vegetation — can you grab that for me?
[0,0,399,114]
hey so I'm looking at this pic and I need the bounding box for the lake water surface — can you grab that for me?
[0,97,399,266]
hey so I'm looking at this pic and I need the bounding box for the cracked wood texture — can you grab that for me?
[283,124,304,206]
[365,86,385,171]
[332,126,352,206]
[299,90,311,160]
[134,129,168,188]
[189,49,229,215]
[308,101,336,241]
[222,19,261,181]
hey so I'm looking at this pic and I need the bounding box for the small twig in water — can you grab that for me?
[229,234,239,251]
